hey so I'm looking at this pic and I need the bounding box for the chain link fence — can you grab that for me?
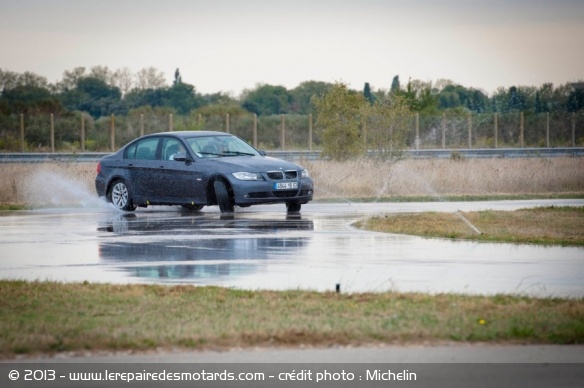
[0,111,582,153]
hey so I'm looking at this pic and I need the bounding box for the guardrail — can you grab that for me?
[1,148,583,163]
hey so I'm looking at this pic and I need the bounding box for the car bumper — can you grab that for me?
[95,176,107,198]
[229,178,314,205]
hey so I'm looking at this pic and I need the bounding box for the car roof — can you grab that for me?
[147,131,231,138]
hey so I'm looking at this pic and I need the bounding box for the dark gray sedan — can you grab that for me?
[95,131,314,213]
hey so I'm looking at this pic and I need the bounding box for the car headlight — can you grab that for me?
[301,169,310,178]
[232,172,263,181]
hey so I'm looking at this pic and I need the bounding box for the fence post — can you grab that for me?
[362,116,367,151]
[20,114,25,153]
[140,114,144,137]
[546,112,550,148]
[520,112,524,148]
[169,114,173,132]
[50,113,55,153]
[415,113,420,149]
[253,114,258,148]
[80,113,85,152]
[226,113,230,134]
[308,113,313,151]
[441,113,446,149]
[494,113,498,149]
[468,113,472,148]
[280,114,285,150]
[110,114,115,152]
[572,112,576,147]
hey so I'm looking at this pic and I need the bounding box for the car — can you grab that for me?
[95,131,314,213]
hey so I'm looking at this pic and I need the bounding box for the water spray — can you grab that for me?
[456,210,481,235]
[393,162,483,235]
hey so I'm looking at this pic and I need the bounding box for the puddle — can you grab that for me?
[0,201,583,297]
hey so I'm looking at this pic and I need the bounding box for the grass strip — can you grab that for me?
[0,280,582,358]
[314,193,584,203]
[357,206,584,246]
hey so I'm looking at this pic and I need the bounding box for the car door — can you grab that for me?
[155,137,206,203]
[124,136,162,200]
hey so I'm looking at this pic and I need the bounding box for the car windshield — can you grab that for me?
[186,135,260,158]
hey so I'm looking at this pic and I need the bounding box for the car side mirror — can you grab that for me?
[173,153,191,162]
[259,150,267,156]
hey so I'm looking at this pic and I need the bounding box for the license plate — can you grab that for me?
[274,182,298,190]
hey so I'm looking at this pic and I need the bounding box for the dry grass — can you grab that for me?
[1,281,582,358]
[359,207,584,246]
[303,157,584,199]
[0,157,583,207]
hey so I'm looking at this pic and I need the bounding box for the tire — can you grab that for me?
[109,180,136,212]
[214,180,234,213]
[181,204,204,212]
[286,201,301,213]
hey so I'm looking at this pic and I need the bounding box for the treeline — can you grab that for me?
[0,66,583,152]
[1,66,583,120]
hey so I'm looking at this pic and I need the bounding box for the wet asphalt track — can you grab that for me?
[1,199,583,297]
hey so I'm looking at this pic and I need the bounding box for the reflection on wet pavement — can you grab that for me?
[97,213,313,282]
[1,200,583,297]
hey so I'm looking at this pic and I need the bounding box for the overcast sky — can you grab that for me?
[1,0,583,96]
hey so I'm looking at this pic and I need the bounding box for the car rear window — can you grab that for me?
[125,138,159,160]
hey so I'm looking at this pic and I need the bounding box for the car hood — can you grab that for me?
[211,156,304,172]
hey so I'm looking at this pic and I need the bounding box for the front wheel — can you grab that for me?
[214,180,234,213]
[286,202,301,213]
[109,180,136,211]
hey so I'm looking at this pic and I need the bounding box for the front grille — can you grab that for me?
[267,171,284,180]
[272,190,298,198]
[247,192,269,199]
[267,170,298,180]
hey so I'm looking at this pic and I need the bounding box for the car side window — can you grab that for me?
[125,137,160,160]
[162,138,186,160]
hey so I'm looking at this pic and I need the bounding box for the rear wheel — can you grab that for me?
[214,180,234,213]
[286,201,301,213]
[109,180,136,211]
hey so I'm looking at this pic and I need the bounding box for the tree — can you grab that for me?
[112,67,134,96]
[61,77,123,118]
[89,65,114,84]
[312,82,366,160]
[173,68,182,86]
[390,75,400,94]
[0,69,49,91]
[57,67,87,92]
[1,84,60,114]
[124,88,164,110]
[0,69,19,91]
[437,84,488,113]
[289,81,333,114]
[567,83,584,112]
[363,82,375,104]
[124,81,204,115]
[395,79,438,113]
[163,82,204,115]
[364,96,411,158]
[507,86,526,111]
[240,84,291,116]
[135,67,167,89]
